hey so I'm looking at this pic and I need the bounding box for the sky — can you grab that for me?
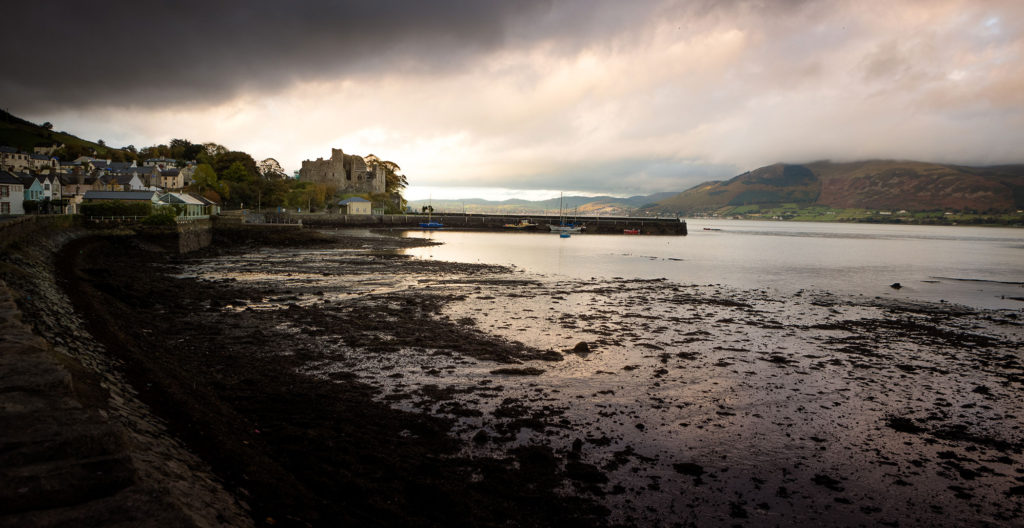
[2,0,1022,201]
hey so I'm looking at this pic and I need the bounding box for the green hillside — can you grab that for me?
[0,109,112,158]
[649,160,1024,216]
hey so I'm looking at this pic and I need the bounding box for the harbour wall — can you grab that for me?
[298,213,688,235]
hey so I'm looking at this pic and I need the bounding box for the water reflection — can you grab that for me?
[401,221,1024,310]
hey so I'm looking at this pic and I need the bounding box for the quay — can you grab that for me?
[296,212,688,235]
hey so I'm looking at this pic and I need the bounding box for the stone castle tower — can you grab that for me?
[298,148,385,194]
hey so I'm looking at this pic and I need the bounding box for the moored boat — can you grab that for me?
[503,220,538,229]
[548,223,583,233]
[550,192,584,234]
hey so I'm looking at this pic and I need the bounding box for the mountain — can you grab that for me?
[647,160,1024,214]
[408,192,677,215]
[0,109,110,157]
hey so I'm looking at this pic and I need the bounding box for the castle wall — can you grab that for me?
[299,148,385,194]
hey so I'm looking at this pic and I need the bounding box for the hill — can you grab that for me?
[408,192,676,216]
[647,160,1024,215]
[0,109,112,158]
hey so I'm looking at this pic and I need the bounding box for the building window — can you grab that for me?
[1,185,8,198]
[1,202,9,214]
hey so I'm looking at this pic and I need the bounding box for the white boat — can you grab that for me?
[549,193,584,234]
[548,223,583,233]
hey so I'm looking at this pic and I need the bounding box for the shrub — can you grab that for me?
[141,211,178,226]
[80,201,153,217]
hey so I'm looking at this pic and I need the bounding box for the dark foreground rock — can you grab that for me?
[39,233,609,527]
[1,231,249,527]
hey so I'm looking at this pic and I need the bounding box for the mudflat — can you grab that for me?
[61,230,1024,527]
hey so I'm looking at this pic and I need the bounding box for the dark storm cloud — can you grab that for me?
[0,0,664,112]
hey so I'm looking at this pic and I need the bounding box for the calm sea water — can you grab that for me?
[401,220,1024,310]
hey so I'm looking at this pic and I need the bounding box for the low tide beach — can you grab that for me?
[6,226,1022,527]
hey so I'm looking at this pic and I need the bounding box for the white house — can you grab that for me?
[0,147,31,172]
[144,158,178,170]
[0,171,26,215]
[337,197,372,215]
[29,154,58,172]
[158,168,184,189]
[35,174,61,201]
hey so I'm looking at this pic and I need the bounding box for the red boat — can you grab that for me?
[623,229,640,235]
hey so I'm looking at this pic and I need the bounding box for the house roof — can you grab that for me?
[160,168,180,176]
[17,174,41,188]
[188,193,218,205]
[30,154,53,160]
[0,171,25,186]
[83,190,158,201]
[160,192,203,205]
[0,146,22,154]
[90,160,132,171]
[337,197,370,204]
[111,167,154,175]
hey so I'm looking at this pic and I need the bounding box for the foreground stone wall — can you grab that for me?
[0,228,249,526]
[176,218,213,253]
[0,216,76,249]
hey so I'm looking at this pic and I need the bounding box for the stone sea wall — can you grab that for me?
[0,225,249,526]
[299,213,689,235]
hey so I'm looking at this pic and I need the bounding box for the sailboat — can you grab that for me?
[548,193,583,235]
[419,197,443,229]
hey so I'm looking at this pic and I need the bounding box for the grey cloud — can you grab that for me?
[2,0,818,114]
[1,0,665,113]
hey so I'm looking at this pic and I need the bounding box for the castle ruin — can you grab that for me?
[298,148,385,194]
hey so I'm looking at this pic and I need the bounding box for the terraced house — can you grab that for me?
[0,171,25,215]
[0,146,31,172]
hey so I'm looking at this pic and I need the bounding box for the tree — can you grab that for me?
[258,177,289,207]
[221,161,254,184]
[384,169,408,195]
[41,122,53,130]
[258,158,286,179]
[191,163,218,190]
[169,138,202,161]
[212,151,258,181]
[202,143,228,158]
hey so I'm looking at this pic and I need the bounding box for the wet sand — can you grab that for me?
[63,230,1023,527]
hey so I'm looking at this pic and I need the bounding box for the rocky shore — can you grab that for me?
[0,228,248,527]
[2,226,1023,527]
